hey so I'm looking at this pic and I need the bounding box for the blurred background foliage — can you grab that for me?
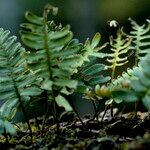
[0,0,150,117]
[0,0,150,42]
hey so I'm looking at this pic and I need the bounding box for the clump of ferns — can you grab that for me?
[108,18,150,110]
[19,4,110,132]
[73,32,111,121]
[0,4,108,138]
[20,4,83,133]
[0,4,79,140]
[89,25,132,119]
[94,18,150,116]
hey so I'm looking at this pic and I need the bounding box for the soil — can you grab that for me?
[0,111,150,150]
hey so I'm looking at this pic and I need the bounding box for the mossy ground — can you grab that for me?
[0,111,150,150]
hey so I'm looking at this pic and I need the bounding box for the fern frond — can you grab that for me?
[73,34,110,93]
[81,33,110,85]
[108,66,142,90]
[129,18,150,64]
[84,32,108,59]
[80,62,110,87]
[0,28,42,120]
[131,53,150,110]
[106,28,132,79]
[20,11,86,95]
[106,54,150,110]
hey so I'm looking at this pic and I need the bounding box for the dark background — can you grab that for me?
[1,0,150,41]
[0,0,149,117]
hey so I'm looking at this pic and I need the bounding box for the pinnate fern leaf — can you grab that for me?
[131,53,150,110]
[129,18,150,62]
[0,28,42,120]
[108,66,142,90]
[74,34,110,93]
[107,54,150,110]
[20,11,86,94]
[106,29,132,79]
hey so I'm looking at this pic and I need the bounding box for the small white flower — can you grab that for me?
[146,19,150,23]
[108,20,118,27]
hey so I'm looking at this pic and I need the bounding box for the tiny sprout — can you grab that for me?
[108,20,118,27]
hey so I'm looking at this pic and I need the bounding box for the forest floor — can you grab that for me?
[0,111,150,150]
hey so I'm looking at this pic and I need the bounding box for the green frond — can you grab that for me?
[82,33,110,85]
[107,54,150,110]
[74,33,110,93]
[0,28,42,120]
[80,63,110,86]
[129,18,150,63]
[108,66,141,90]
[107,29,131,68]
[131,53,150,110]
[84,32,108,59]
[20,11,86,95]
[106,28,132,79]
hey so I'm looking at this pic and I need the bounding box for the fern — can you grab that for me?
[74,33,110,94]
[107,54,150,110]
[108,66,142,90]
[0,28,42,135]
[94,28,132,105]
[83,33,108,59]
[106,28,132,79]
[20,5,92,113]
[105,66,141,104]
[129,18,150,65]
[130,53,150,110]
